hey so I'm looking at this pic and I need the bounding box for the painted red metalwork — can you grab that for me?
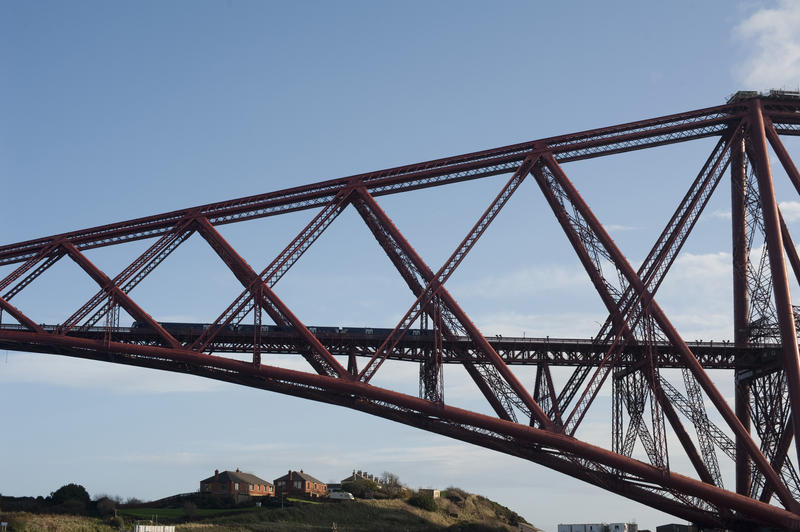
[3,94,800,530]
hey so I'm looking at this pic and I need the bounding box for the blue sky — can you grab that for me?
[2,2,800,531]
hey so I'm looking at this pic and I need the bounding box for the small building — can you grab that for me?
[418,488,440,499]
[200,468,274,502]
[559,525,638,532]
[274,469,328,498]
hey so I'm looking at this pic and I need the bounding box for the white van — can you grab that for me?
[329,491,355,500]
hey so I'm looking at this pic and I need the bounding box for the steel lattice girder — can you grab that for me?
[3,95,800,529]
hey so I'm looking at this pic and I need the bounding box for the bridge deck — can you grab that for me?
[0,323,780,371]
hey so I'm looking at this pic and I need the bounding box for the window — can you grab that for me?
[294,480,302,489]
[234,482,239,490]
[269,486,273,492]
[249,484,254,491]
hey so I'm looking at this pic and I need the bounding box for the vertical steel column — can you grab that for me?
[731,132,752,497]
[749,100,800,469]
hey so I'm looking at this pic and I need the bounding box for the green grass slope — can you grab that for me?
[174,488,539,531]
[1,488,540,532]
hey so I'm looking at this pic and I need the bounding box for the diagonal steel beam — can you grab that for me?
[354,155,553,428]
[537,150,798,511]
[60,241,181,349]
[193,216,348,378]
[61,216,198,333]
[748,100,800,472]
[0,295,44,333]
[191,187,354,352]
[350,186,527,421]
[555,125,742,417]
[0,241,62,293]
[536,155,720,488]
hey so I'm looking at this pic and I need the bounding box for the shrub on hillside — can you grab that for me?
[49,483,91,514]
[95,497,117,517]
[446,523,508,532]
[50,484,90,507]
[475,495,525,526]
[342,477,379,499]
[443,487,467,504]
[407,492,437,512]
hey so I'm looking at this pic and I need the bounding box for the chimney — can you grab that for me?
[289,470,292,480]
[300,469,304,473]
[215,469,219,482]
[236,468,240,473]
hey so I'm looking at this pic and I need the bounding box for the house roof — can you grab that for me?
[341,471,384,485]
[274,470,325,485]
[201,469,272,486]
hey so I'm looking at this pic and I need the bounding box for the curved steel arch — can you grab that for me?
[3,93,800,529]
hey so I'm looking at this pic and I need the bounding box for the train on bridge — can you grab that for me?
[131,321,434,337]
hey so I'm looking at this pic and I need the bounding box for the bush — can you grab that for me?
[183,501,197,518]
[443,487,467,504]
[50,484,90,507]
[475,495,524,526]
[95,497,116,517]
[342,478,379,499]
[407,492,437,512]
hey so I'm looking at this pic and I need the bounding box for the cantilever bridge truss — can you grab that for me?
[3,95,800,529]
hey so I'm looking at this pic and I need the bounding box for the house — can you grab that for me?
[274,470,327,498]
[340,470,385,489]
[200,468,274,502]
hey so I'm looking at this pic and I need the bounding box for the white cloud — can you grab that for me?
[453,264,589,300]
[666,251,731,281]
[0,352,225,393]
[604,224,637,233]
[780,200,800,222]
[710,209,732,220]
[734,0,800,89]
[475,310,606,338]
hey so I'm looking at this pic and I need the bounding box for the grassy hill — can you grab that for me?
[1,488,541,531]
[174,491,532,531]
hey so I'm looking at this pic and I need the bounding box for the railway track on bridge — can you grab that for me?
[0,323,783,371]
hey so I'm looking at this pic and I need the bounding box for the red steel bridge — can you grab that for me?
[2,92,800,530]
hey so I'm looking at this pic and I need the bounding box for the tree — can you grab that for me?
[50,483,91,514]
[342,477,379,498]
[380,472,397,485]
[380,471,404,498]
[50,483,90,506]
[95,496,117,517]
